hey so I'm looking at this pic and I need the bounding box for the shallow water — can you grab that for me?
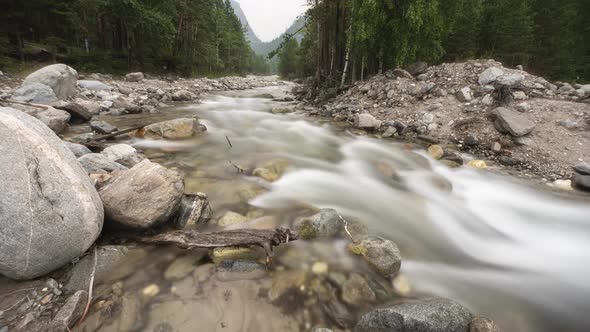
[87,85,590,331]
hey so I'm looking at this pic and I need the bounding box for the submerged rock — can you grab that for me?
[138,118,206,140]
[99,160,184,229]
[295,208,343,240]
[51,290,88,330]
[22,64,78,99]
[355,297,473,332]
[470,316,500,332]
[348,236,402,278]
[0,107,103,280]
[64,246,129,293]
[342,273,377,306]
[217,211,248,227]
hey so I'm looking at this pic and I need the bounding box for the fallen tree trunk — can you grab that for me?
[137,228,298,255]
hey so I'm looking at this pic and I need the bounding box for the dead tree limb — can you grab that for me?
[86,125,146,143]
[225,135,245,173]
[137,228,298,261]
[0,98,52,110]
[77,247,97,326]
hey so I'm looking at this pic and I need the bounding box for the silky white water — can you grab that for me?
[110,85,590,331]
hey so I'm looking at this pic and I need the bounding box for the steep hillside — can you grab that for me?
[229,0,262,46]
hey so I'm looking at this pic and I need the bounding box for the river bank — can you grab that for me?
[294,59,590,193]
[1,64,589,332]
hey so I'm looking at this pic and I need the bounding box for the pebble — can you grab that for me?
[342,273,376,306]
[428,145,444,160]
[392,274,412,296]
[311,262,329,275]
[141,284,160,302]
[164,253,206,281]
[468,160,487,169]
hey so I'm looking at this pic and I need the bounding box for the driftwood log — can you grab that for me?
[137,228,298,262]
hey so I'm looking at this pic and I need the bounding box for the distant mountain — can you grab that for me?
[229,0,262,46]
[230,0,306,57]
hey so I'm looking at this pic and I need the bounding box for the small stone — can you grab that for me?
[381,126,398,138]
[499,156,519,166]
[348,236,402,278]
[90,120,117,134]
[164,253,206,281]
[491,142,502,153]
[574,162,590,175]
[216,260,267,281]
[456,87,472,102]
[470,316,500,332]
[550,180,572,191]
[467,160,487,169]
[217,211,248,227]
[50,290,88,331]
[342,273,376,306]
[311,262,329,275]
[355,113,382,129]
[295,209,343,240]
[464,135,479,147]
[393,274,412,296]
[481,95,494,106]
[428,145,444,160]
[118,294,143,331]
[572,173,590,192]
[141,284,160,302]
[78,153,127,174]
[269,271,307,301]
[515,102,530,112]
[101,144,145,168]
[512,91,527,100]
[210,247,265,264]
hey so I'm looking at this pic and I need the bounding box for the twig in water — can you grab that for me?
[78,247,97,325]
[225,135,233,148]
[0,287,35,299]
[225,135,244,173]
[338,214,357,243]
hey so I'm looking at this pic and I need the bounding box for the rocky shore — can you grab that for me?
[295,59,590,193]
[1,63,500,332]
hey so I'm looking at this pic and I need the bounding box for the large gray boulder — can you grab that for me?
[355,298,473,332]
[0,107,104,280]
[99,160,184,229]
[12,83,58,104]
[22,64,78,99]
[493,107,536,137]
[478,67,504,85]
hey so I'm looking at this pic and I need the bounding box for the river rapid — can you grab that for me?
[86,84,590,332]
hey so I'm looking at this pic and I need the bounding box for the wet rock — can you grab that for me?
[478,67,504,85]
[126,72,144,82]
[572,173,590,192]
[64,246,129,292]
[64,141,92,157]
[456,87,472,102]
[496,73,524,87]
[139,118,206,140]
[443,151,464,165]
[312,329,334,332]
[491,142,502,153]
[141,284,160,302]
[295,208,343,240]
[342,273,376,306]
[209,247,265,264]
[428,145,444,160]
[22,64,78,99]
[119,294,144,331]
[216,260,267,281]
[90,120,117,134]
[550,179,573,191]
[217,211,248,227]
[50,290,88,330]
[99,160,184,229]
[348,236,402,278]
[12,83,58,104]
[271,106,296,114]
[355,297,472,332]
[78,153,128,174]
[382,126,398,138]
[493,107,536,137]
[355,113,382,129]
[172,89,194,101]
[252,159,290,182]
[269,270,307,301]
[101,144,145,167]
[172,193,212,229]
[311,262,329,275]
[498,156,520,166]
[470,316,499,332]
[164,253,206,281]
[574,162,590,175]
[467,160,487,169]
[254,93,275,99]
[0,107,103,280]
[78,80,111,91]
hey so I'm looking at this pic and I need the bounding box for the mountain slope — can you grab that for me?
[230,0,305,57]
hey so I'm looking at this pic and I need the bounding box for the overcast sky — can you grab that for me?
[236,0,309,41]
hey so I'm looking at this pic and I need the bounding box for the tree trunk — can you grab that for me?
[315,0,322,86]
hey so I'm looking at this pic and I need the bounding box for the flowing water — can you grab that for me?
[79,84,590,332]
